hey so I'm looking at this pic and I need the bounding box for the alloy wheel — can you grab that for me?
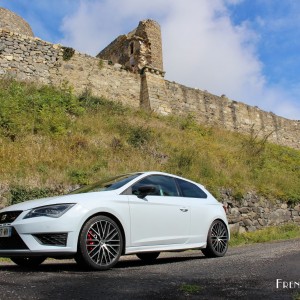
[85,219,121,266]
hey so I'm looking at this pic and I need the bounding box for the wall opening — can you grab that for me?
[130,42,134,55]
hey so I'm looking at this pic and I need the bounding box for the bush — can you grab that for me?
[68,169,89,185]
[10,186,57,205]
[0,78,84,138]
[62,47,75,61]
[127,126,152,148]
[79,90,127,115]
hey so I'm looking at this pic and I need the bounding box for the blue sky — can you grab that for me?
[1,0,300,120]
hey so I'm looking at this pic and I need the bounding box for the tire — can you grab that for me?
[76,215,123,270]
[201,220,228,258]
[10,256,46,267]
[136,252,160,263]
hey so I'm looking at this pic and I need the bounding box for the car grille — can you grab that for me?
[0,227,28,250]
[0,211,23,224]
[33,233,68,247]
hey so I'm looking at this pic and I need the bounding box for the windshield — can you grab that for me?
[69,173,141,194]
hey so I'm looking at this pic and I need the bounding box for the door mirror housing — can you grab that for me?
[137,185,157,198]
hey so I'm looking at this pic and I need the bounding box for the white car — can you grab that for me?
[0,172,229,270]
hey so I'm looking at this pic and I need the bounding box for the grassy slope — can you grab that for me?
[0,78,300,203]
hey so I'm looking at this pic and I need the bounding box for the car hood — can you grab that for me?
[0,191,117,212]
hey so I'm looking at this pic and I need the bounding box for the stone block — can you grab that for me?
[258,218,267,226]
[238,226,246,234]
[239,207,249,213]
[294,204,300,212]
[243,219,253,227]
[229,223,240,234]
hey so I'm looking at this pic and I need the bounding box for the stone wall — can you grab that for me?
[222,190,300,233]
[161,82,300,149]
[0,29,299,150]
[0,29,141,108]
[53,53,141,109]
[0,29,59,83]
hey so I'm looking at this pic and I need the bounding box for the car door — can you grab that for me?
[175,178,211,244]
[126,175,190,247]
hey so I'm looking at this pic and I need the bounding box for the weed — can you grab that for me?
[179,284,201,294]
[68,169,89,185]
[98,59,104,70]
[127,126,152,148]
[293,291,300,300]
[229,224,300,246]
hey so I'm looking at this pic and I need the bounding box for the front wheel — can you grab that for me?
[10,256,46,267]
[201,220,228,258]
[76,215,123,270]
[136,252,160,263]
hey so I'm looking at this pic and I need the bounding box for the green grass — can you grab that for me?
[293,292,300,300]
[230,224,300,246]
[179,284,202,294]
[0,78,300,204]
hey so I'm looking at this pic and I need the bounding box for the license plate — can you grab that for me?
[0,226,12,237]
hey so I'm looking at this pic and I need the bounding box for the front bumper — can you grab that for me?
[0,206,86,257]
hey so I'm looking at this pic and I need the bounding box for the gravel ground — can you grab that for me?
[0,238,299,299]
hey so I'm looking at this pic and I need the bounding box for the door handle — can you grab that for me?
[180,208,189,212]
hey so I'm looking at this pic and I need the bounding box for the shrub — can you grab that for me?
[127,126,152,148]
[0,78,84,138]
[62,47,75,61]
[10,186,56,205]
[68,169,89,185]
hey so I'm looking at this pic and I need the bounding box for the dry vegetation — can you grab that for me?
[0,78,300,204]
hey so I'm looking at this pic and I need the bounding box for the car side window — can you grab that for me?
[176,178,207,198]
[131,175,179,197]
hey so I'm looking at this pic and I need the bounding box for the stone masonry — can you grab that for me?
[221,190,300,233]
[97,19,163,72]
[0,8,34,37]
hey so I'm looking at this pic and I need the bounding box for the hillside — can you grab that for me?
[0,78,300,205]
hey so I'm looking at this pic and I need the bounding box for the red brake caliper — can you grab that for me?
[87,230,94,252]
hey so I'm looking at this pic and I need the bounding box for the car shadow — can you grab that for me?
[0,252,206,273]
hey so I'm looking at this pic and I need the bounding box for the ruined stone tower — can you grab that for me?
[0,7,34,37]
[97,19,168,114]
[97,19,163,73]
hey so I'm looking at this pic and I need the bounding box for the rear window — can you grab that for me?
[176,178,207,198]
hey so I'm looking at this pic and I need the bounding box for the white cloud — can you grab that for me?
[59,0,300,120]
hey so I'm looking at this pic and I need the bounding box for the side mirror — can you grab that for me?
[137,185,156,199]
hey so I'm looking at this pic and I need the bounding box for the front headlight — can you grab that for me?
[24,203,75,219]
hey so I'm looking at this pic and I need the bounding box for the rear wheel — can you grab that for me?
[136,252,160,263]
[76,215,123,270]
[10,256,46,267]
[202,220,228,258]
